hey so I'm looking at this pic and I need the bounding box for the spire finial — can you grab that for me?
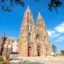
[26,6,31,13]
[37,12,42,19]
[36,12,45,25]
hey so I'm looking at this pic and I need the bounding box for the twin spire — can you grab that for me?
[24,6,45,27]
[25,6,43,20]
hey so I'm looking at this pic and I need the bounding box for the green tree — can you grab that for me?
[0,0,63,12]
[48,0,62,13]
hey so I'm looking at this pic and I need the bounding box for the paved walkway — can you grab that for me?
[10,56,64,64]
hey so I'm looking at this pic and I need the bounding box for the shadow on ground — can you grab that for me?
[21,62,42,64]
[10,62,43,64]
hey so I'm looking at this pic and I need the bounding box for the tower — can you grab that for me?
[35,12,51,56]
[18,7,37,57]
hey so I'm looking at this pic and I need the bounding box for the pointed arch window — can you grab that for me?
[36,34,40,39]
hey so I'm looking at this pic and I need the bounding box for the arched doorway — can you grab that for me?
[28,46,31,56]
[37,45,40,56]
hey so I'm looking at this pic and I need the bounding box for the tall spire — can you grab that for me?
[23,6,34,26]
[19,6,37,57]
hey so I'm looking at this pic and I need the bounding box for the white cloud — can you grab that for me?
[48,22,64,37]
[48,30,55,37]
[48,30,60,37]
[54,22,64,33]
[55,36,64,42]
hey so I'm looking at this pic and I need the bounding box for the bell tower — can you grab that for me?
[18,7,37,57]
[35,12,51,56]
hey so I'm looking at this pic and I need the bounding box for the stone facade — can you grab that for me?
[18,7,52,57]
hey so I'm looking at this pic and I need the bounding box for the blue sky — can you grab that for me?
[0,0,64,52]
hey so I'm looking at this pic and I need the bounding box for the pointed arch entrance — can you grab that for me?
[28,46,31,56]
[37,45,40,56]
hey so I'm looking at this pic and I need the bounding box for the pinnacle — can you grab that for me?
[26,6,31,13]
[37,12,42,19]
[36,12,45,26]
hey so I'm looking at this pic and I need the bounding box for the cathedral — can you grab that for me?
[0,7,52,57]
[18,7,52,57]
